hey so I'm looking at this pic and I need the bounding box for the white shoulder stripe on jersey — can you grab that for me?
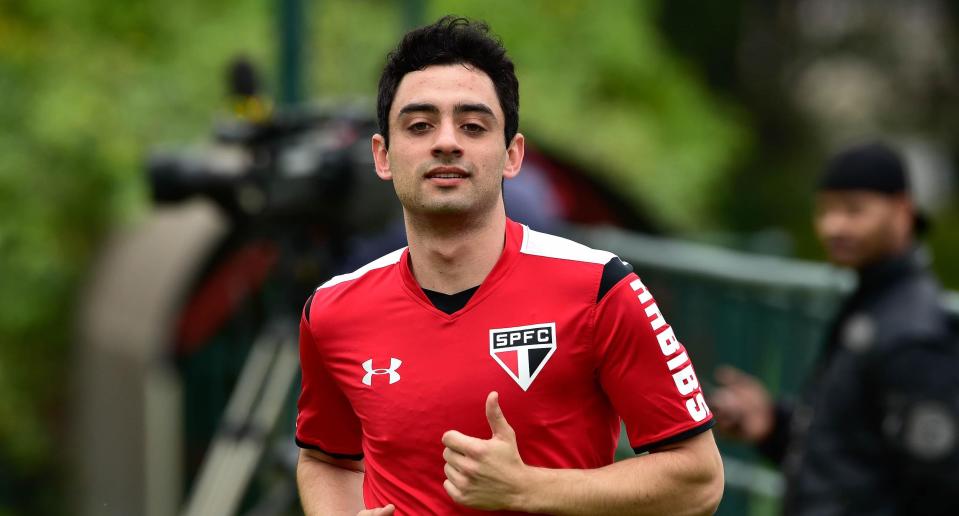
[519,225,616,264]
[318,247,406,289]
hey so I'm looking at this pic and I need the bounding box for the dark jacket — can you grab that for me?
[760,247,959,516]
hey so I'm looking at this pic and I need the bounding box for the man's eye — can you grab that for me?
[462,123,486,134]
[845,202,865,216]
[408,122,431,133]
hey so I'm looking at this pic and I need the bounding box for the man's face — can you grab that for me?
[813,190,912,269]
[371,64,523,219]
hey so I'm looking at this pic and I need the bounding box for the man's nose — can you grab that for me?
[431,121,463,158]
[817,211,848,237]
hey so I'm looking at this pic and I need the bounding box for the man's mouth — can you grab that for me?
[826,238,855,252]
[824,238,861,262]
[425,166,470,179]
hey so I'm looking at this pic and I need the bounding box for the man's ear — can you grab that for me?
[503,133,525,180]
[893,194,916,236]
[372,134,392,181]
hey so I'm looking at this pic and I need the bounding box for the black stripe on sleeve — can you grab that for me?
[597,257,634,303]
[303,292,315,322]
[295,436,364,460]
[631,418,715,455]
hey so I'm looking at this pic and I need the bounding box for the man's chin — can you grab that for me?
[408,197,494,217]
[420,203,470,215]
[400,192,500,219]
[827,253,866,269]
[404,202,474,219]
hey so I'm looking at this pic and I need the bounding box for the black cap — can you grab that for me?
[818,142,908,194]
[818,141,929,234]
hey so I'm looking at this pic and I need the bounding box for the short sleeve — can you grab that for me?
[594,274,714,453]
[295,295,364,459]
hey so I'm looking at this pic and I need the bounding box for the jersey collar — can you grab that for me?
[398,218,525,318]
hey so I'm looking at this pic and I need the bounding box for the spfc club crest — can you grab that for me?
[489,322,557,391]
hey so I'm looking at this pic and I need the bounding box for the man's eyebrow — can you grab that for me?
[454,103,495,117]
[397,103,439,116]
[396,102,496,118]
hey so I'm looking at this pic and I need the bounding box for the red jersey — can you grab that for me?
[296,219,713,515]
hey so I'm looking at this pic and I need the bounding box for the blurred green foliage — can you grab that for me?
[0,0,272,512]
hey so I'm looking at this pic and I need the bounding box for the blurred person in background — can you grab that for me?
[294,15,723,516]
[711,141,959,515]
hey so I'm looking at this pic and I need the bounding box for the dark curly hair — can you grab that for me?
[376,16,519,148]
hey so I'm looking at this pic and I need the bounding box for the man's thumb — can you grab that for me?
[485,391,513,438]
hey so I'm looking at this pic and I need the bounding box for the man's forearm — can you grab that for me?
[297,450,366,516]
[516,432,723,516]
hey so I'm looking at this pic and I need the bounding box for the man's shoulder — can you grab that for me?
[519,225,616,265]
[319,247,406,290]
[877,272,948,337]
[304,247,406,323]
[518,225,633,303]
[848,272,951,355]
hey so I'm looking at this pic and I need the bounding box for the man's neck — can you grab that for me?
[404,208,507,294]
[855,235,916,274]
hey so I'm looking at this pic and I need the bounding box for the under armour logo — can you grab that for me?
[362,358,402,386]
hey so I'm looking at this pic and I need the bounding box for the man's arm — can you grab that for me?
[298,297,391,515]
[442,392,724,515]
[298,449,395,516]
[520,430,723,515]
[710,365,793,464]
